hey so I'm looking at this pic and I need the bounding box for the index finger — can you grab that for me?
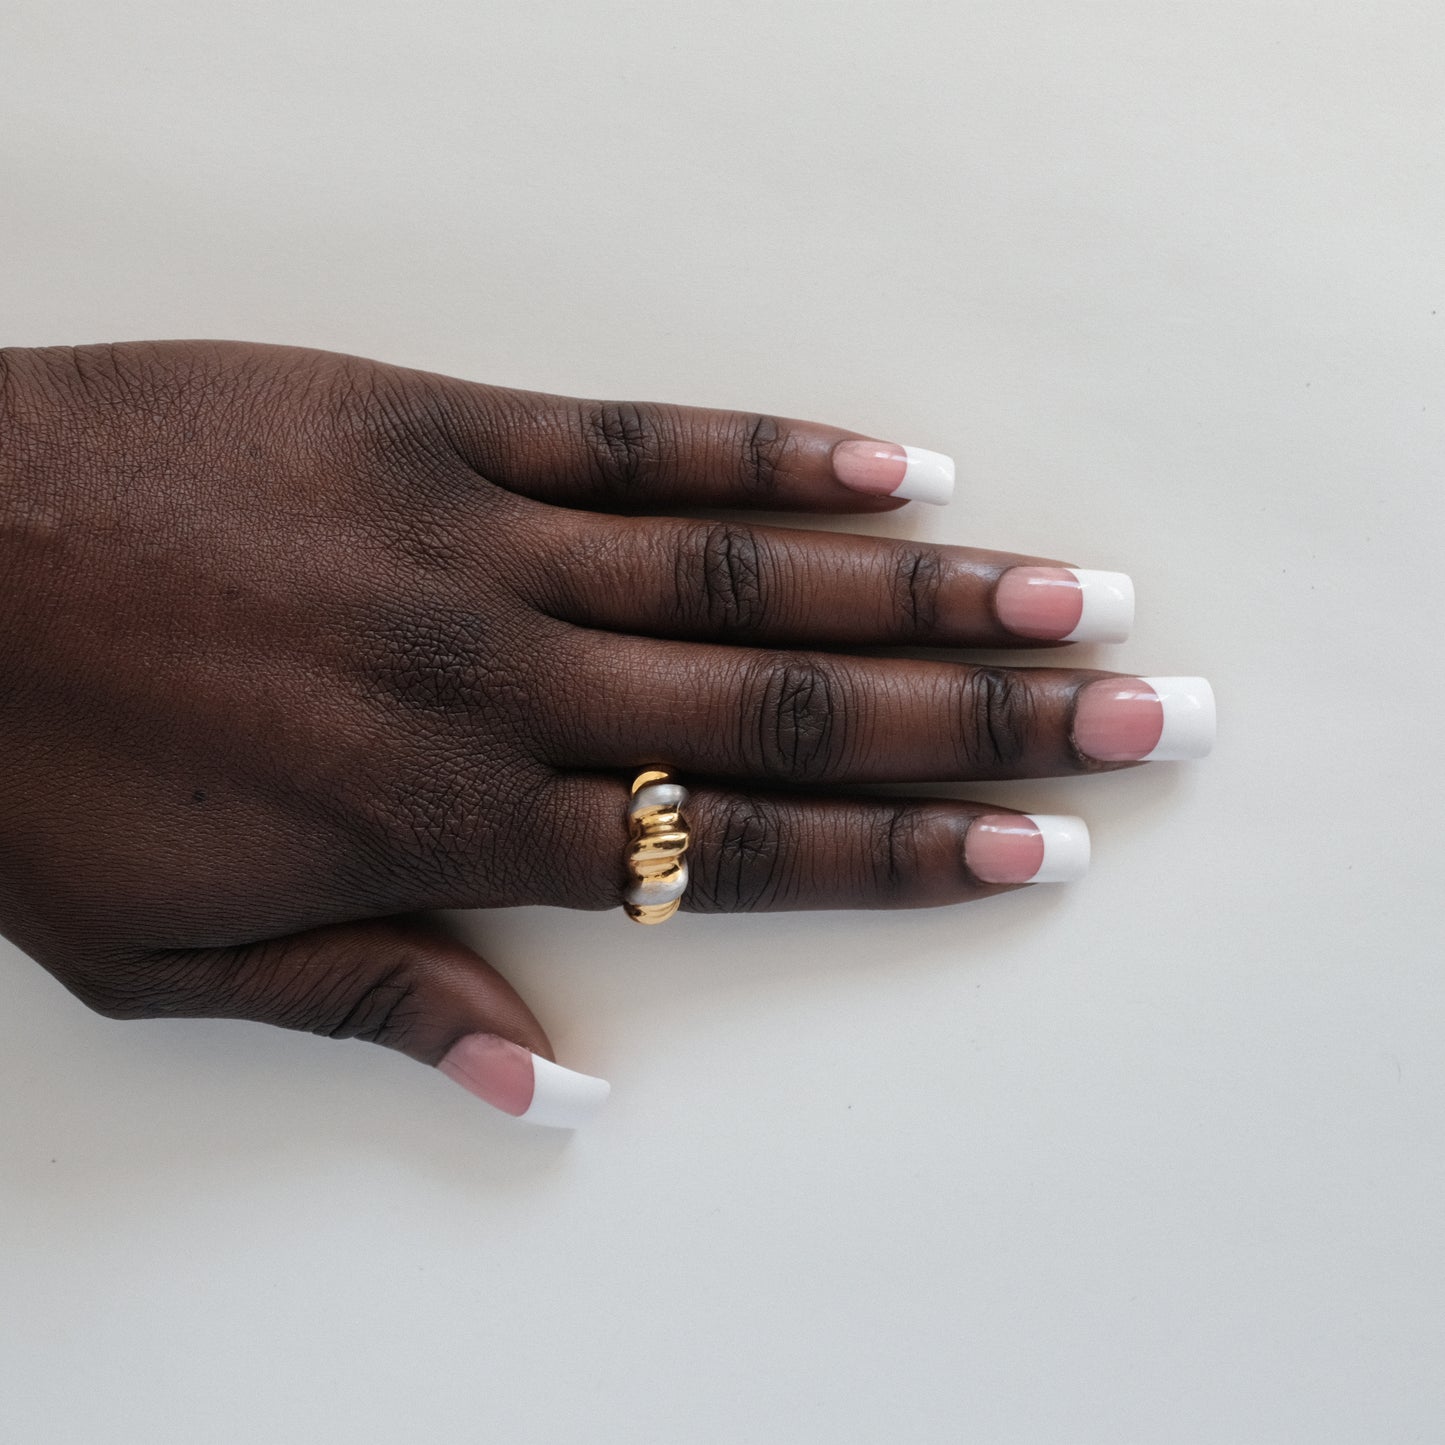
[433,381,956,513]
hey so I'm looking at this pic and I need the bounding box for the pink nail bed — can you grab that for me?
[438,1033,610,1129]
[995,566,1135,643]
[438,1033,536,1115]
[831,439,955,505]
[832,440,907,495]
[965,813,1090,884]
[1073,676,1216,762]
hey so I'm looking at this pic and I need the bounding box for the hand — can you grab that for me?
[0,341,1213,1125]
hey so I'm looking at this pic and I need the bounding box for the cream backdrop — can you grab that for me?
[2,3,1442,1441]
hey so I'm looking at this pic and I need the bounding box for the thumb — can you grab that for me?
[123,917,610,1129]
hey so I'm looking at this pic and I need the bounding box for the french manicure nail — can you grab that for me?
[831,439,955,505]
[965,813,1091,884]
[438,1033,611,1128]
[1073,676,1216,761]
[995,566,1135,643]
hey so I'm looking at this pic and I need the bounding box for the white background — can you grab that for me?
[2,3,1443,1441]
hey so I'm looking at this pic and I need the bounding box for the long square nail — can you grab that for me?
[831,439,955,505]
[995,566,1135,643]
[438,1033,611,1128]
[1073,676,1216,761]
[964,813,1091,883]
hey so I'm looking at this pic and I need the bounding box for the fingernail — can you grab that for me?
[831,439,955,505]
[965,813,1091,884]
[438,1033,611,1129]
[995,566,1135,643]
[1073,676,1216,762]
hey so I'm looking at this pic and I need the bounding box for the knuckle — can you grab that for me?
[352,600,532,727]
[198,935,426,1048]
[870,802,929,903]
[741,652,851,782]
[889,546,945,639]
[332,359,457,477]
[737,413,785,500]
[312,959,421,1046]
[687,794,788,912]
[953,666,1034,772]
[581,401,664,503]
[675,522,770,637]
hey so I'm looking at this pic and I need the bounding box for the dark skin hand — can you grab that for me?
[0,341,1166,1103]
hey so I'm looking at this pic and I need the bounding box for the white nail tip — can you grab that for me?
[521,1055,612,1129]
[1025,814,1091,883]
[1062,570,1135,644]
[1140,676,1216,761]
[897,446,955,506]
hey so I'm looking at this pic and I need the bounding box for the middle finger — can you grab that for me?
[549,634,1215,784]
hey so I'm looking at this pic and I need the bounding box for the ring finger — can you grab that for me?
[554,775,1091,912]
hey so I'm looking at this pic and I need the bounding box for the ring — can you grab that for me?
[622,767,690,924]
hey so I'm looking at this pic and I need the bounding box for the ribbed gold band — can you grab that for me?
[622,767,690,924]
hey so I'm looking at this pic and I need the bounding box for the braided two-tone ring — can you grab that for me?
[622,768,690,924]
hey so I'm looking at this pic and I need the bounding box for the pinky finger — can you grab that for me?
[690,793,1089,912]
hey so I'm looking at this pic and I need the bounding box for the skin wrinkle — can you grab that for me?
[893,546,944,638]
[692,521,768,636]
[0,339,1150,1071]
[584,400,657,502]
[954,666,1033,774]
[745,653,847,782]
[322,962,416,1043]
[879,802,920,901]
[739,412,784,501]
[688,795,785,913]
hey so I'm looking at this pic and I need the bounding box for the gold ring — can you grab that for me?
[623,767,690,924]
